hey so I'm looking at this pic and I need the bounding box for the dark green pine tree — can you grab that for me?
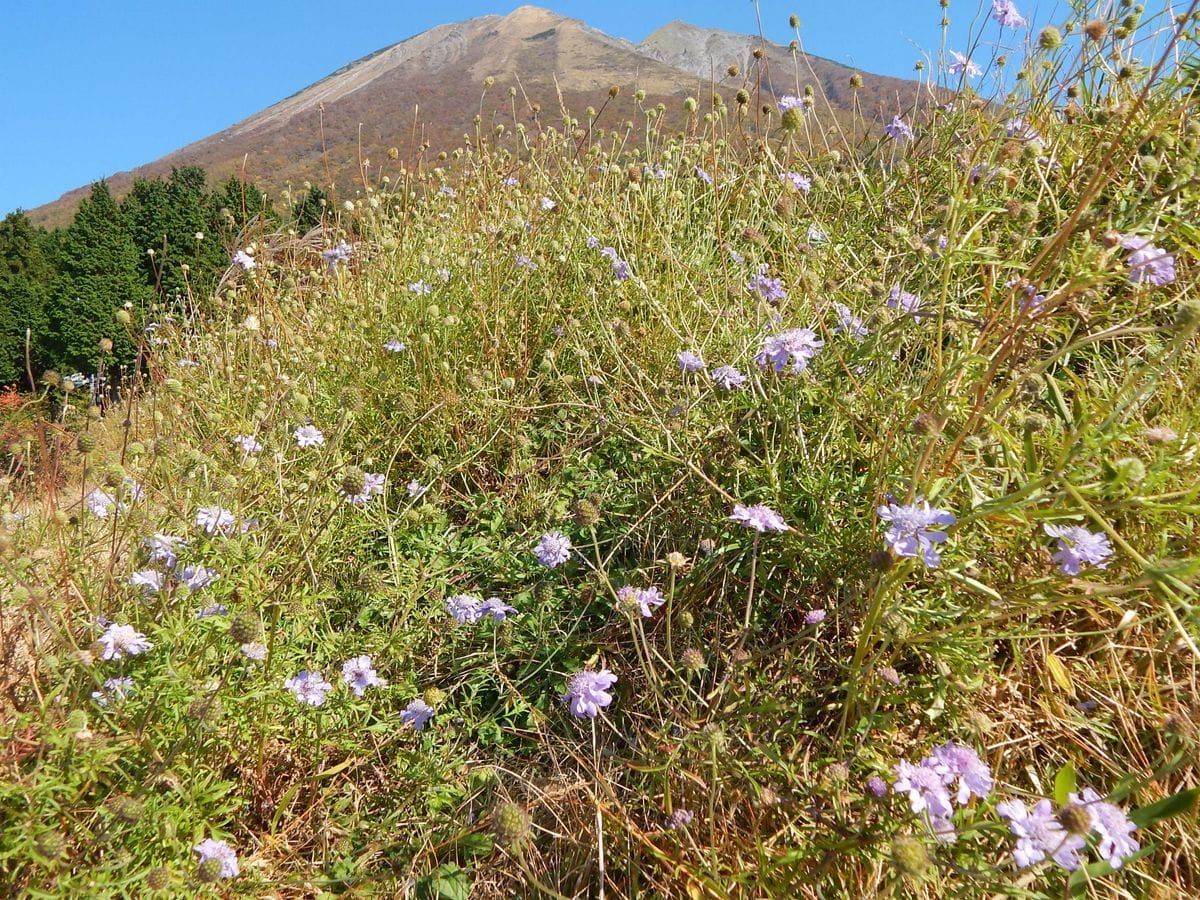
[48,182,148,373]
[0,211,54,386]
[292,185,330,233]
[208,175,275,238]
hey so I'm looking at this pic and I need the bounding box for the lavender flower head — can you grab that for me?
[322,240,353,271]
[446,594,483,625]
[617,585,666,618]
[294,424,325,448]
[401,698,435,730]
[232,250,256,271]
[776,95,804,112]
[885,116,914,141]
[343,472,386,506]
[92,676,135,706]
[866,775,889,798]
[877,497,956,567]
[931,742,993,805]
[480,597,518,621]
[677,350,705,372]
[563,668,618,718]
[284,670,334,706]
[887,285,923,317]
[194,838,239,879]
[1043,523,1113,575]
[178,565,220,592]
[893,758,955,820]
[98,624,154,660]
[996,798,1086,870]
[695,166,713,184]
[804,609,827,625]
[86,489,117,518]
[711,365,747,390]
[755,328,825,374]
[1070,788,1140,869]
[195,505,237,536]
[730,503,790,533]
[233,434,263,454]
[780,172,812,193]
[1120,235,1176,286]
[342,655,385,697]
[145,533,185,569]
[384,339,407,353]
[948,50,983,78]
[747,266,788,303]
[666,809,694,829]
[130,569,166,595]
[534,531,572,568]
[991,0,1028,29]
[407,479,428,500]
[833,302,869,339]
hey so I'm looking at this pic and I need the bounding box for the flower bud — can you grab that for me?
[1039,26,1063,49]
[891,836,930,878]
[1057,803,1092,836]
[491,800,532,850]
[196,857,223,883]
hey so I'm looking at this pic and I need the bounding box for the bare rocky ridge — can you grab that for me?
[30,5,922,227]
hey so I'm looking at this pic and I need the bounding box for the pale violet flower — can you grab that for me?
[747,267,788,303]
[1120,235,1175,286]
[1070,788,1140,869]
[877,497,956,568]
[406,479,428,499]
[241,641,268,661]
[232,250,256,271]
[833,303,869,339]
[408,280,432,296]
[885,115,914,141]
[804,609,827,624]
[178,565,219,592]
[384,339,407,353]
[401,698,435,730]
[480,597,518,621]
[130,569,166,595]
[780,172,811,192]
[1043,523,1113,575]
[562,668,618,718]
[285,670,334,706]
[85,489,117,518]
[195,505,237,536]
[711,365,746,390]
[534,530,572,567]
[344,472,385,506]
[322,241,353,271]
[98,624,154,660]
[776,95,804,112]
[931,742,993,805]
[617,585,666,618]
[887,285,923,317]
[730,503,790,533]
[540,196,556,211]
[948,50,983,78]
[893,758,955,820]
[194,838,239,879]
[294,425,325,448]
[91,676,134,706]
[756,328,824,374]
[447,594,483,625]
[233,434,263,454]
[677,350,705,372]
[992,0,1028,29]
[145,533,184,569]
[194,603,227,619]
[342,655,385,697]
[996,798,1086,870]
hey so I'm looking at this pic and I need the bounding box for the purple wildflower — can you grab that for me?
[666,809,694,829]
[776,95,804,112]
[130,569,166,595]
[885,116,914,141]
[893,759,955,819]
[447,594,483,625]
[695,166,712,184]
[406,479,427,500]
[284,670,333,706]
[232,250,256,271]
[321,241,353,271]
[384,339,407,353]
[807,224,828,244]
[931,742,993,805]
[92,675,135,706]
[833,302,869,338]
[866,776,889,798]
[86,489,117,518]
[343,472,385,506]
[401,698,435,730]
[997,798,1086,870]
[747,266,788,303]
[195,505,236,536]
[439,185,457,198]
[178,565,220,592]
[1121,235,1175,286]
[804,609,827,625]
[233,434,263,454]
[711,365,747,390]
[780,172,812,192]
[98,624,154,660]
[342,655,385,697]
[948,51,983,78]
[501,176,519,187]
[145,533,185,569]
[729,503,790,533]
[562,668,618,718]
[1006,117,1041,142]
[618,585,666,618]
[677,350,705,372]
[408,280,432,296]
[887,285,922,317]
[293,425,325,448]
[877,497,956,567]
[1070,788,1140,869]
[194,838,239,879]
[585,235,600,249]
[992,0,1028,29]
[1043,523,1113,575]
[480,597,518,621]
[194,603,227,619]
[755,328,824,374]
[514,254,538,270]
[534,531,572,567]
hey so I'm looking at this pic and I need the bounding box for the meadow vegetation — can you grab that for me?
[2,1,1200,896]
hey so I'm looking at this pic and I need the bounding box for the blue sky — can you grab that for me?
[0,1,1084,214]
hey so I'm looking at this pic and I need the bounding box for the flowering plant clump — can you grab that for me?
[755,328,824,374]
[97,624,153,660]
[730,503,790,533]
[1043,523,1114,575]
[284,671,334,706]
[400,699,435,731]
[534,531,572,567]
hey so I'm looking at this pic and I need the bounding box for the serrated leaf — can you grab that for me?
[1053,762,1076,806]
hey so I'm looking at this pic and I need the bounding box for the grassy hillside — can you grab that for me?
[3,5,1199,897]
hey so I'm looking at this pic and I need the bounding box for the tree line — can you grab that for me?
[0,168,330,388]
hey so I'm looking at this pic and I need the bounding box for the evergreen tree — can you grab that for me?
[0,212,53,386]
[292,185,330,233]
[48,182,148,374]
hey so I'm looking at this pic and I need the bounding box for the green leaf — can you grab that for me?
[1067,846,1154,896]
[1130,787,1200,828]
[1053,762,1076,806]
[416,863,470,900]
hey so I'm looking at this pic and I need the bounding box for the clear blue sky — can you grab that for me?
[0,0,1110,214]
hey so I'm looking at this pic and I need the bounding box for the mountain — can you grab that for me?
[29,6,922,226]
